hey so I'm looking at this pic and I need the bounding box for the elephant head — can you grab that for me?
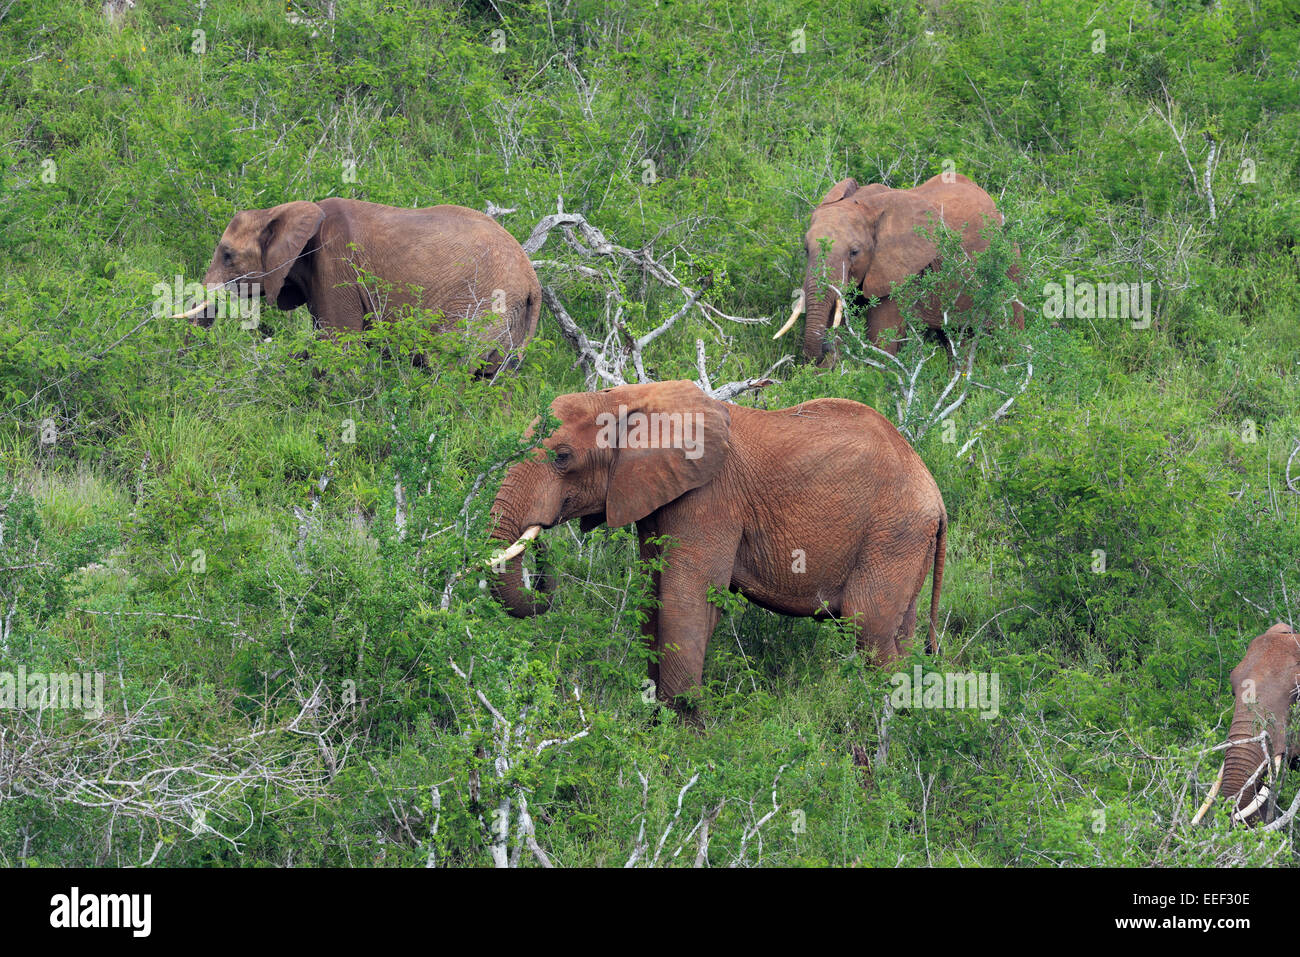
[488,380,731,617]
[174,201,326,325]
[1193,622,1300,825]
[781,178,941,362]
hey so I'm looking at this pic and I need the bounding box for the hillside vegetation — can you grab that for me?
[2,0,1299,866]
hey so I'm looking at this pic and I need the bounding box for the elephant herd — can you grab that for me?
[177,172,1018,369]
[181,177,1295,828]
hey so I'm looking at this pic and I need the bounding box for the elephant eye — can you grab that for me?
[222,248,233,265]
[552,449,572,470]
[850,246,861,256]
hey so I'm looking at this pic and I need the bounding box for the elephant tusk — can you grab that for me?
[1231,785,1271,823]
[170,299,213,320]
[772,291,804,340]
[831,295,844,329]
[1275,754,1284,776]
[486,525,542,567]
[1190,763,1223,825]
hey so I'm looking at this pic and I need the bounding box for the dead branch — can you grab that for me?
[526,198,789,399]
[1152,83,1218,222]
[835,313,1032,456]
[730,763,787,867]
[695,338,795,401]
[448,655,589,867]
[523,197,763,325]
[956,350,1033,458]
[0,673,349,855]
[624,767,652,867]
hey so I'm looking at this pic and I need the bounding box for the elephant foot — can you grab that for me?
[659,684,707,729]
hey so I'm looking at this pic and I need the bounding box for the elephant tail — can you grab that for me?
[927,513,947,656]
[524,284,541,341]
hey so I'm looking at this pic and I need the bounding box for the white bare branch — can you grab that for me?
[695,338,794,401]
[1152,83,1218,223]
[525,198,786,395]
[955,350,1034,458]
[448,655,589,867]
[0,669,350,856]
[523,197,764,325]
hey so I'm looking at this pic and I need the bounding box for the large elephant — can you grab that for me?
[775,173,1024,362]
[175,198,541,376]
[1192,622,1300,825]
[488,380,947,709]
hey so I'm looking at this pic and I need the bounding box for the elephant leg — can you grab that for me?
[865,299,906,355]
[635,522,664,690]
[477,348,505,379]
[841,539,936,668]
[652,542,735,710]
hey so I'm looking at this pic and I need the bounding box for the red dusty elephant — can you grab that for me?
[1193,622,1300,825]
[776,173,1024,362]
[487,380,947,709]
[174,198,541,376]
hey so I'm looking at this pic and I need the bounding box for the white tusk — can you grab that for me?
[1275,754,1283,775]
[831,295,844,328]
[1231,785,1271,822]
[486,525,541,567]
[773,291,804,340]
[170,299,213,320]
[1191,763,1223,825]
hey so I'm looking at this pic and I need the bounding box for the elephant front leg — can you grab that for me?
[635,522,663,692]
[652,550,733,712]
[865,298,907,355]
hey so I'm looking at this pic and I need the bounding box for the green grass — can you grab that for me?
[1,0,1298,866]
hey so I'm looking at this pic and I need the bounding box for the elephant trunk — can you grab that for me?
[1220,712,1274,824]
[487,502,553,618]
[801,276,836,362]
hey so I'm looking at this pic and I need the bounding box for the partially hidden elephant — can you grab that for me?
[1192,622,1300,825]
[775,173,1024,362]
[487,380,947,709]
[176,198,541,376]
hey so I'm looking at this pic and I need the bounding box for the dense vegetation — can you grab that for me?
[2,0,1298,867]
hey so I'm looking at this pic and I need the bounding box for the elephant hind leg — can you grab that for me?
[840,581,913,668]
[841,542,936,669]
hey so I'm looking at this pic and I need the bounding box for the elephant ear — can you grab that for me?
[1269,622,1300,675]
[861,194,941,300]
[818,178,859,206]
[257,201,325,306]
[603,381,731,529]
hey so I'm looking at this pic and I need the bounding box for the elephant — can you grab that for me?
[174,198,541,376]
[774,173,1024,363]
[487,379,947,710]
[1192,622,1300,825]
